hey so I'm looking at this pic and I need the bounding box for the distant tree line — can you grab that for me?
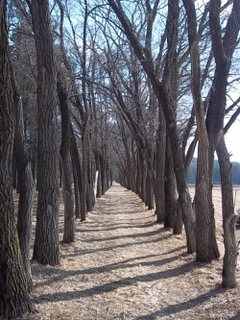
[188,158,240,185]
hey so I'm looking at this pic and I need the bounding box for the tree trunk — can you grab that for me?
[140,157,147,204]
[183,0,219,260]
[164,138,177,228]
[12,156,17,189]
[100,153,108,195]
[86,140,94,212]
[81,132,88,218]
[13,90,34,291]
[206,0,240,285]
[0,1,32,316]
[216,133,238,288]
[72,162,81,219]
[57,74,75,243]
[135,153,142,198]
[146,169,154,210]
[70,123,86,222]
[31,0,60,265]
[173,199,183,234]
[95,151,102,198]
[154,107,166,223]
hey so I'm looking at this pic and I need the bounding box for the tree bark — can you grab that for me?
[13,90,34,291]
[164,139,177,229]
[0,1,32,316]
[86,145,95,212]
[70,123,86,222]
[146,169,154,210]
[173,199,183,235]
[140,156,147,204]
[182,0,219,262]
[31,0,60,265]
[206,0,240,286]
[95,151,102,198]
[72,161,81,219]
[154,114,166,223]
[216,133,238,288]
[135,152,142,198]
[57,73,75,243]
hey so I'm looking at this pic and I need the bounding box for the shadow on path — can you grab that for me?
[31,184,233,320]
[33,261,196,304]
[133,287,224,319]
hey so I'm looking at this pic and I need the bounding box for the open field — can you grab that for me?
[189,186,240,240]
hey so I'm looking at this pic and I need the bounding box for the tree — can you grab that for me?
[30,0,60,265]
[0,0,32,317]
[12,72,34,291]
[57,72,75,243]
[182,0,220,262]
[107,0,196,253]
[207,0,240,288]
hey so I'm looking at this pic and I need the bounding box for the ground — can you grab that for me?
[25,184,240,320]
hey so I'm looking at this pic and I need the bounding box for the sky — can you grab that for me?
[196,0,240,163]
[225,120,240,163]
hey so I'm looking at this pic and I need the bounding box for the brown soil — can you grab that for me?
[25,184,240,320]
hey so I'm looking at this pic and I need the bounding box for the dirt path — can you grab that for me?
[29,184,240,320]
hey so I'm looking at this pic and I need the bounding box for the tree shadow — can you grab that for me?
[60,232,173,258]
[81,228,168,243]
[133,287,225,320]
[228,315,240,320]
[81,214,155,225]
[33,252,184,290]
[32,260,195,304]
[75,221,157,233]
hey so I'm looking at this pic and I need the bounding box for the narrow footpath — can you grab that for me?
[30,184,240,320]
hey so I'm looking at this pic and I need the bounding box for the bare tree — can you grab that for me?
[12,72,34,290]
[107,0,196,253]
[207,0,240,288]
[0,0,32,316]
[57,72,75,243]
[30,0,60,265]
[182,0,220,263]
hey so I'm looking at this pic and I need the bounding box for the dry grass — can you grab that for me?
[21,184,240,320]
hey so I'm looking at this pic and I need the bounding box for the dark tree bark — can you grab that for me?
[182,0,220,262]
[95,151,102,198]
[86,142,95,212]
[154,107,166,223]
[173,199,183,235]
[72,161,81,219]
[140,156,147,204]
[146,168,154,210]
[81,130,89,217]
[100,153,109,195]
[216,134,238,288]
[13,86,34,291]
[164,138,177,229]
[12,156,17,189]
[207,0,240,287]
[57,73,75,243]
[31,0,60,265]
[155,108,166,223]
[0,1,32,316]
[70,123,86,222]
[135,153,142,198]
